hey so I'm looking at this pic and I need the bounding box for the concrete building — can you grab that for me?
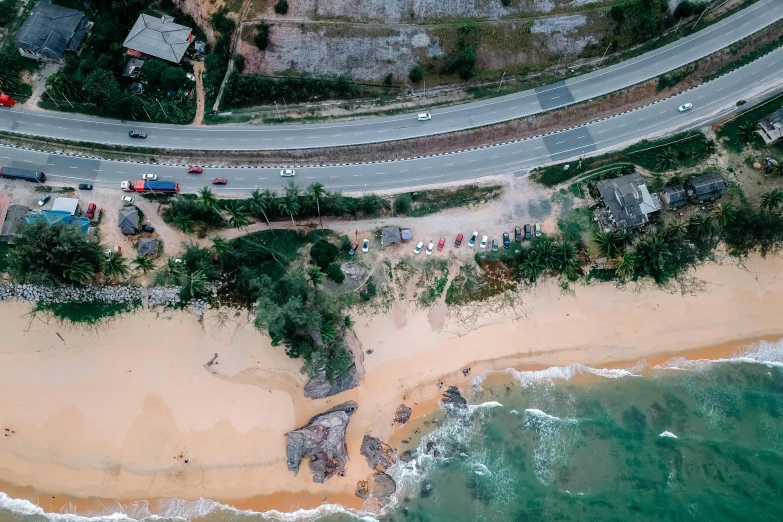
[123,14,193,63]
[661,185,687,210]
[51,197,79,215]
[14,0,91,64]
[757,106,783,145]
[596,172,661,230]
[687,173,727,203]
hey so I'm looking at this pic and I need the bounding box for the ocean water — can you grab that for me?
[3,340,783,522]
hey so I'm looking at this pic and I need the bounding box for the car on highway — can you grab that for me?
[492,239,499,252]
[280,169,296,177]
[535,223,542,237]
[414,241,424,255]
[122,195,134,205]
[437,237,446,251]
[362,239,369,253]
[454,233,463,248]
[142,173,158,181]
[142,224,155,233]
[677,103,693,112]
[187,166,203,174]
[37,195,50,207]
[468,231,478,248]
[425,241,435,255]
[524,224,532,240]
[86,203,96,219]
[211,178,228,185]
[503,232,510,249]
[128,130,147,139]
[479,235,488,249]
[417,112,432,121]
[514,226,522,241]
[349,242,358,256]
[78,183,93,190]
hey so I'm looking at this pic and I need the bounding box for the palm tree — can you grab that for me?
[552,241,579,278]
[769,163,783,178]
[655,147,679,171]
[736,122,758,144]
[760,188,783,212]
[594,230,626,259]
[248,188,276,235]
[307,266,324,289]
[519,252,546,283]
[211,236,231,256]
[532,237,556,269]
[46,73,78,98]
[344,315,355,329]
[307,182,327,232]
[687,214,716,240]
[278,190,301,233]
[182,270,208,299]
[103,251,129,280]
[174,213,194,233]
[710,202,737,227]
[611,253,636,280]
[663,219,688,241]
[132,254,156,275]
[198,186,219,212]
[161,257,184,285]
[635,237,670,276]
[225,200,252,230]
[699,139,717,157]
[63,257,96,285]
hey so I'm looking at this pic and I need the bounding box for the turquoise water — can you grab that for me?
[2,340,783,522]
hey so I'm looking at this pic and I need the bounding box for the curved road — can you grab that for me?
[0,0,781,151]
[2,47,782,193]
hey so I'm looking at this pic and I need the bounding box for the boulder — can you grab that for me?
[285,401,358,483]
[304,363,359,399]
[399,450,415,462]
[355,480,370,500]
[371,473,397,499]
[360,435,395,471]
[394,404,412,424]
[442,386,467,408]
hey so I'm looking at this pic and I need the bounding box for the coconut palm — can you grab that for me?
[635,237,670,276]
[699,139,717,157]
[710,202,737,227]
[552,241,579,278]
[211,236,231,256]
[248,188,276,235]
[307,266,324,289]
[769,163,783,178]
[594,230,627,259]
[307,182,326,232]
[532,237,556,269]
[611,253,636,280]
[277,190,301,233]
[46,73,78,99]
[344,315,354,329]
[182,270,208,299]
[225,200,252,230]
[63,257,96,285]
[761,188,783,212]
[132,254,156,275]
[103,251,129,280]
[736,122,758,144]
[663,219,688,241]
[160,257,184,285]
[198,186,218,212]
[519,252,546,283]
[655,147,679,171]
[687,214,716,240]
[173,213,194,233]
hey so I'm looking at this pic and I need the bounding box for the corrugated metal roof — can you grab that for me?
[14,0,90,60]
[123,14,192,63]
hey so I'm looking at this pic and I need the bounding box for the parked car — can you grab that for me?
[514,226,522,241]
[437,237,446,251]
[524,224,532,240]
[122,195,134,205]
[535,223,542,237]
[280,169,296,177]
[187,166,203,174]
[468,231,478,248]
[128,130,147,138]
[454,233,464,248]
[37,195,50,207]
[414,241,424,255]
[78,183,93,190]
[491,239,499,252]
[86,203,97,219]
[417,112,432,121]
[349,242,359,256]
[362,239,369,253]
[142,173,158,181]
[479,235,488,249]
[211,178,228,185]
[677,103,693,112]
[425,241,435,255]
[503,232,510,249]
[142,224,155,233]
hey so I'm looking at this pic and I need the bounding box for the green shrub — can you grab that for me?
[274,0,289,15]
[310,239,340,269]
[383,73,393,86]
[210,8,236,35]
[360,281,377,301]
[394,193,413,214]
[223,73,362,107]
[500,0,512,5]
[409,64,424,83]
[325,262,345,283]
[255,21,269,50]
[444,45,476,80]
[233,53,246,73]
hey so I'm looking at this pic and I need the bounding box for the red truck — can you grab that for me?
[121,180,179,193]
[0,93,15,107]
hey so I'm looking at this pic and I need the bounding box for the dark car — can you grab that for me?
[349,242,359,256]
[514,226,522,241]
[128,130,147,139]
[86,203,97,219]
[211,178,228,185]
[524,224,532,240]
[454,233,463,248]
[491,239,499,252]
[503,232,510,249]
[142,224,155,233]
[78,183,93,190]
[187,166,203,174]
[37,195,50,207]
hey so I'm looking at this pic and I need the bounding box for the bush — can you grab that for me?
[673,0,706,18]
[310,239,340,269]
[325,262,345,283]
[233,53,246,73]
[223,73,363,107]
[160,66,187,92]
[383,73,393,86]
[409,64,424,83]
[274,0,289,14]
[210,8,236,35]
[500,0,512,5]
[255,21,269,50]
[444,45,476,80]
[360,281,376,301]
[394,193,413,214]
[162,197,226,231]
[0,0,21,25]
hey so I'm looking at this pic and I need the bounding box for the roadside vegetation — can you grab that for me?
[716,91,783,154]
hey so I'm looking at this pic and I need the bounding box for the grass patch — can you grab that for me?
[445,263,515,306]
[228,229,324,281]
[33,300,140,325]
[716,91,783,154]
[35,186,76,193]
[416,258,449,308]
[395,185,503,217]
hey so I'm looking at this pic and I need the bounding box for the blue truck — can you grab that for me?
[121,180,179,193]
[0,166,46,183]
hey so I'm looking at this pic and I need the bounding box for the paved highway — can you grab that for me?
[2,47,782,194]
[0,0,781,151]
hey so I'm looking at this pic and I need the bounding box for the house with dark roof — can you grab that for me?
[118,207,139,235]
[0,205,30,243]
[14,0,91,64]
[123,14,193,63]
[137,237,158,256]
[687,173,727,203]
[596,172,661,230]
[662,185,687,210]
[757,106,783,145]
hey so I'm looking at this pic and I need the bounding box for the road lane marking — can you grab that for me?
[329,176,339,178]
[400,169,409,172]
[353,174,362,177]
[535,146,543,149]
[446,163,454,166]
[597,129,607,133]
[619,124,627,127]
[23,160,33,163]
[491,155,499,158]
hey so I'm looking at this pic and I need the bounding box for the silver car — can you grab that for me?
[280,169,296,177]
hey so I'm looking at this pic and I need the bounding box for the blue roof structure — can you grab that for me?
[26,211,90,234]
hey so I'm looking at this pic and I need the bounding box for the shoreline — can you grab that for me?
[1,254,783,517]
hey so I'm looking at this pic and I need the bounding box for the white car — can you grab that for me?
[361,239,369,253]
[535,223,542,237]
[468,231,478,248]
[142,173,158,181]
[413,241,424,255]
[677,103,693,112]
[479,235,488,249]
[425,242,434,255]
[280,169,296,177]
[417,112,432,121]
[122,195,134,205]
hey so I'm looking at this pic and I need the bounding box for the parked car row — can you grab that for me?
[413,224,543,255]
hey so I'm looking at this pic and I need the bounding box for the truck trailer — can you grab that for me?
[0,166,45,182]
[121,180,179,193]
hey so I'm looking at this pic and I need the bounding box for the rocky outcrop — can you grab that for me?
[399,450,415,462]
[304,363,359,399]
[442,386,467,408]
[371,473,397,499]
[355,480,370,500]
[285,401,358,483]
[394,404,412,424]
[360,435,395,471]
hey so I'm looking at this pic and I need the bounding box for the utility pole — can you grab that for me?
[55,87,74,109]
[156,98,168,118]
[598,43,612,66]
[423,80,426,96]
[274,101,281,120]
[497,71,506,92]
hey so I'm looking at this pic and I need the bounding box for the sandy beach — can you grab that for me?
[1,253,783,516]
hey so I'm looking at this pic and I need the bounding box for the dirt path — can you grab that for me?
[192,62,206,125]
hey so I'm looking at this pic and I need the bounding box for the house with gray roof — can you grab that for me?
[137,237,158,256]
[687,173,727,203]
[757,106,783,145]
[123,14,193,63]
[596,173,661,230]
[662,185,687,210]
[118,207,139,235]
[14,0,91,64]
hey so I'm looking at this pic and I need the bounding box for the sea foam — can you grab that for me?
[659,431,678,439]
